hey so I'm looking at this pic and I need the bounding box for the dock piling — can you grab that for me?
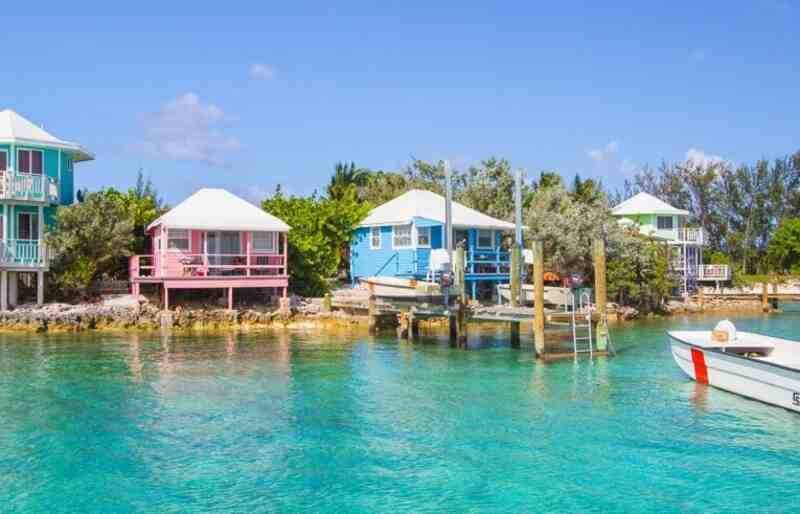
[593,238,608,352]
[323,292,332,313]
[510,243,521,307]
[762,281,770,312]
[533,240,545,357]
[368,295,378,334]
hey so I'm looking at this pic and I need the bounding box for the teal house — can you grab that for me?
[350,189,517,299]
[0,110,93,308]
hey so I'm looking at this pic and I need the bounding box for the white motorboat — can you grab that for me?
[358,276,457,301]
[497,284,573,308]
[668,322,800,413]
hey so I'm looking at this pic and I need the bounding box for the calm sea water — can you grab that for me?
[2,311,800,513]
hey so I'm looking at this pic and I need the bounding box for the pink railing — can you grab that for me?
[129,253,287,279]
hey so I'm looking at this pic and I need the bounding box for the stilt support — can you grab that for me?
[510,321,520,348]
[368,295,378,335]
[36,271,44,306]
[228,287,234,310]
[0,271,7,311]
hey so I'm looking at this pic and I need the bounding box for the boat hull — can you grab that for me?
[358,277,456,303]
[497,284,572,307]
[669,333,800,413]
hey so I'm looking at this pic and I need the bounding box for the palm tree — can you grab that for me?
[327,162,369,201]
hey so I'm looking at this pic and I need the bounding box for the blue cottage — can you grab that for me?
[350,189,517,299]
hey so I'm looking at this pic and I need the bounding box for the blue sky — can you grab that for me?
[2,2,798,204]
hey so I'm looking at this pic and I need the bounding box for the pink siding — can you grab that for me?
[191,230,203,253]
[130,228,289,286]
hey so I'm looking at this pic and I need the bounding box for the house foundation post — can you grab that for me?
[36,270,44,306]
[1,271,7,311]
[8,271,17,307]
[228,287,234,310]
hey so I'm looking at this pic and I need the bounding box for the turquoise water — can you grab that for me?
[2,313,800,513]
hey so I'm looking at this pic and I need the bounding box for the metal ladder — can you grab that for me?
[571,291,593,357]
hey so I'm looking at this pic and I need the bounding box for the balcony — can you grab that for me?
[651,226,706,245]
[697,264,730,281]
[130,252,287,279]
[0,171,59,203]
[0,239,48,268]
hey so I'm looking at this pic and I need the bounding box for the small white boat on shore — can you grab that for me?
[359,276,457,301]
[668,322,800,413]
[497,284,573,308]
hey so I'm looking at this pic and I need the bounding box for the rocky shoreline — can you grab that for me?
[0,294,777,334]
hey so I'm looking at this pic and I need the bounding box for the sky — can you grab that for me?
[1,1,798,204]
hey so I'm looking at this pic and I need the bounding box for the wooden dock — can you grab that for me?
[331,237,614,360]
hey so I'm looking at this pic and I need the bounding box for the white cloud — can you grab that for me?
[250,63,275,81]
[588,141,619,162]
[685,148,725,168]
[131,93,241,165]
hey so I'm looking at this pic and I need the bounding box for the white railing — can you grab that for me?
[0,239,47,267]
[0,170,59,203]
[675,227,705,245]
[697,264,730,281]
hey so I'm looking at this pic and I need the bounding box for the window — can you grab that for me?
[477,229,494,248]
[0,150,6,171]
[416,226,431,247]
[252,231,276,252]
[17,213,39,240]
[370,227,381,249]
[657,216,674,230]
[393,224,413,248]
[17,149,43,175]
[167,229,190,251]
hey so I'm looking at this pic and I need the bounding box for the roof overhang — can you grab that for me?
[0,137,94,162]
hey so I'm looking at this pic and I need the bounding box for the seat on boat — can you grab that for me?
[712,320,737,343]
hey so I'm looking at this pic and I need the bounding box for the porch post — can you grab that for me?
[36,270,44,306]
[164,286,169,311]
[1,270,7,311]
[228,287,234,310]
[37,205,43,241]
[283,232,288,275]
[161,225,167,277]
[246,233,251,276]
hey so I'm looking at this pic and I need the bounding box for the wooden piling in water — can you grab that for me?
[510,321,520,347]
[368,295,378,334]
[533,240,545,357]
[410,310,420,340]
[323,292,332,313]
[593,238,608,352]
[762,281,770,312]
[510,243,521,307]
[455,244,466,304]
[449,298,467,346]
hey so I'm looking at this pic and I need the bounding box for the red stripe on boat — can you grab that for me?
[691,349,709,384]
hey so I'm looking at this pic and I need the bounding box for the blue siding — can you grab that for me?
[351,222,511,287]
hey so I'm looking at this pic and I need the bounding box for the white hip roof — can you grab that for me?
[148,188,291,232]
[359,189,516,230]
[0,109,93,162]
[611,192,689,216]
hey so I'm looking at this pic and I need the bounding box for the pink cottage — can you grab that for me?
[129,188,290,309]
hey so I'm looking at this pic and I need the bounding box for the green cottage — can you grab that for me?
[0,110,93,308]
[611,192,730,295]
